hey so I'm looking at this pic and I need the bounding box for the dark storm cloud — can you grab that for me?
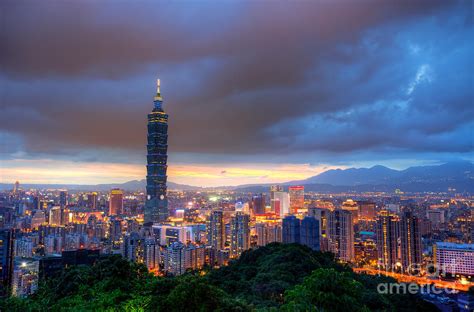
[0,0,472,164]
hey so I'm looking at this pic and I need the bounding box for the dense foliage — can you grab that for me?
[1,243,437,311]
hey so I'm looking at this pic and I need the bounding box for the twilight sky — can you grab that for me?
[1,0,473,187]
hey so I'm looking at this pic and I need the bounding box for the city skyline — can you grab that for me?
[1,1,472,187]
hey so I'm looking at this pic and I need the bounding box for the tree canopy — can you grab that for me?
[1,243,438,311]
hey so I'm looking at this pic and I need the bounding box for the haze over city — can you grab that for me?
[1,1,472,186]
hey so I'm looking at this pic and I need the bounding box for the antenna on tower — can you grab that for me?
[154,78,162,101]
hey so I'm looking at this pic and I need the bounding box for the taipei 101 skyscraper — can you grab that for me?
[145,79,169,224]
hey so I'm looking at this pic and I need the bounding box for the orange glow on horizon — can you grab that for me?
[1,158,344,187]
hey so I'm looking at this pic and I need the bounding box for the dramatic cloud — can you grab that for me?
[0,0,472,185]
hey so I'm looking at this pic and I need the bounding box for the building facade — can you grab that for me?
[207,210,225,251]
[109,189,124,216]
[434,242,474,277]
[230,212,250,258]
[300,216,320,251]
[145,79,169,223]
[376,212,400,270]
[400,211,423,273]
[328,210,354,262]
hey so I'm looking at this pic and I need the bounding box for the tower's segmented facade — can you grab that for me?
[145,79,168,224]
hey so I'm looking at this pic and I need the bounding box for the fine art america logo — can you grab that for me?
[375,262,465,295]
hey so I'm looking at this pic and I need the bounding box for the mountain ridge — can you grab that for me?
[1,161,472,193]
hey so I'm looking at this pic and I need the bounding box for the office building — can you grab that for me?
[109,189,124,216]
[88,192,98,210]
[273,191,290,217]
[289,186,304,214]
[48,206,62,226]
[145,79,169,223]
[270,185,283,212]
[252,194,266,215]
[152,225,195,245]
[342,199,359,224]
[427,210,445,229]
[358,201,376,220]
[59,190,68,208]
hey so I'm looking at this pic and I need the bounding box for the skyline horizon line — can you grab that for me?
[1,159,472,188]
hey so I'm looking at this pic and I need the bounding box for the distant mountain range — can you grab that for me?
[288,160,473,186]
[1,161,472,193]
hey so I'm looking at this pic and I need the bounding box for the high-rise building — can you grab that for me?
[59,190,68,208]
[289,186,304,214]
[11,259,39,298]
[400,211,422,273]
[163,241,186,276]
[13,181,20,194]
[184,244,206,271]
[207,210,225,251]
[342,199,359,224]
[0,229,15,296]
[163,242,206,276]
[109,189,124,216]
[434,242,474,277]
[30,210,46,229]
[376,211,399,270]
[427,210,445,229]
[48,206,62,226]
[270,185,283,212]
[252,194,266,215]
[358,201,376,221]
[308,207,329,251]
[143,238,160,271]
[300,217,320,251]
[282,215,300,244]
[230,212,250,258]
[328,210,354,262]
[152,225,196,245]
[145,79,169,224]
[273,191,290,217]
[88,192,98,210]
[14,237,34,258]
[109,218,122,243]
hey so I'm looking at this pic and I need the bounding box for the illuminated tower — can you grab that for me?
[400,211,422,273]
[376,211,400,270]
[328,209,354,262]
[270,185,283,212]
[109,188,124,216]
[289,185,304,214]
[145,79,169,224]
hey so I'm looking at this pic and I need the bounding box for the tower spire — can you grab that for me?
[154,78,162,101]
